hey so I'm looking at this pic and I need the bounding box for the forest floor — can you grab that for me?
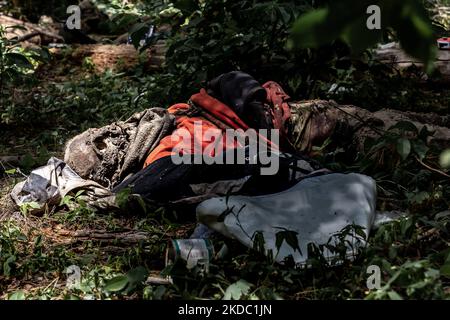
[1,44,450,300]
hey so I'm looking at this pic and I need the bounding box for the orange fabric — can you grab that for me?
[144,84,288,167]
[191,89,250,130]
[143,91,249,167]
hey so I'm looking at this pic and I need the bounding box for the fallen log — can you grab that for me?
[49,42,165,73]
[375,42,450,80]
[0,14,63,44]
[49,228,155,245]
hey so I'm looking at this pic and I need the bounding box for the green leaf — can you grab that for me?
[278,6,292,25]
[290,8,341,48]
[5,52,33,69]
[115,187,131,209]
[8,290,26,300]
[439,149,450,168]
[424,268,439,280]
[440,259,450,278]
[103,275,129,293]
[396,138,411,160]
[387,290,403,300]
[19,153,35,171]
[174,0,199,14]
[34,234,43,248]
[124,266,149,293]
[394,2,436,70]
[290,0,436,67]
[152,285,166,300]
[75,189,85,198]
[341,16,382,53]
[410,191,429,205]
[285,231,301,253]
[4,168,16,175]
[275,232,284,253]
[159,7,182,19]
[400,218,414,237]
[20,201,41,215]
[252,231,266,254]
[275,229,301,254]
[354,225,367,239]
[223,279,253,300]
[411,140,429,161]
[5,25,28,31]
[3,255,16,276]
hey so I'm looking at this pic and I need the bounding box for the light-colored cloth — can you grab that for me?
[10,157,117,213]
[196,173,377,265]
[64,107,175,188]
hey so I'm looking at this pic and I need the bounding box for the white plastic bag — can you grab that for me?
[196,173,377,265]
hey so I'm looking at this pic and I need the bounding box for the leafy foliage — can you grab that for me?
[138,0,336,105]
[0,25,35,106]
[4,0,73,22]
[128,0,448,113]
[291,0,437,70]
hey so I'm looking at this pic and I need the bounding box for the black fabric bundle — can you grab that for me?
[206,71,273,130]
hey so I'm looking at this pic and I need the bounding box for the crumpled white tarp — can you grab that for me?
[196,173,377,265]
[11,157,115,213]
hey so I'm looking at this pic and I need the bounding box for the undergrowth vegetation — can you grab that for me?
[0,0,450,300]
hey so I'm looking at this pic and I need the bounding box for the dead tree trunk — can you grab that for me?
[0,14,63,44]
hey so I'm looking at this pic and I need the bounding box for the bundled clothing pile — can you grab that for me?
[11,71,378,265]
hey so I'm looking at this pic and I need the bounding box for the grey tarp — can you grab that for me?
[196,173,377,265]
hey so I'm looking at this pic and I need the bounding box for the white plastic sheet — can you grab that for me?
[196,173,377,265]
